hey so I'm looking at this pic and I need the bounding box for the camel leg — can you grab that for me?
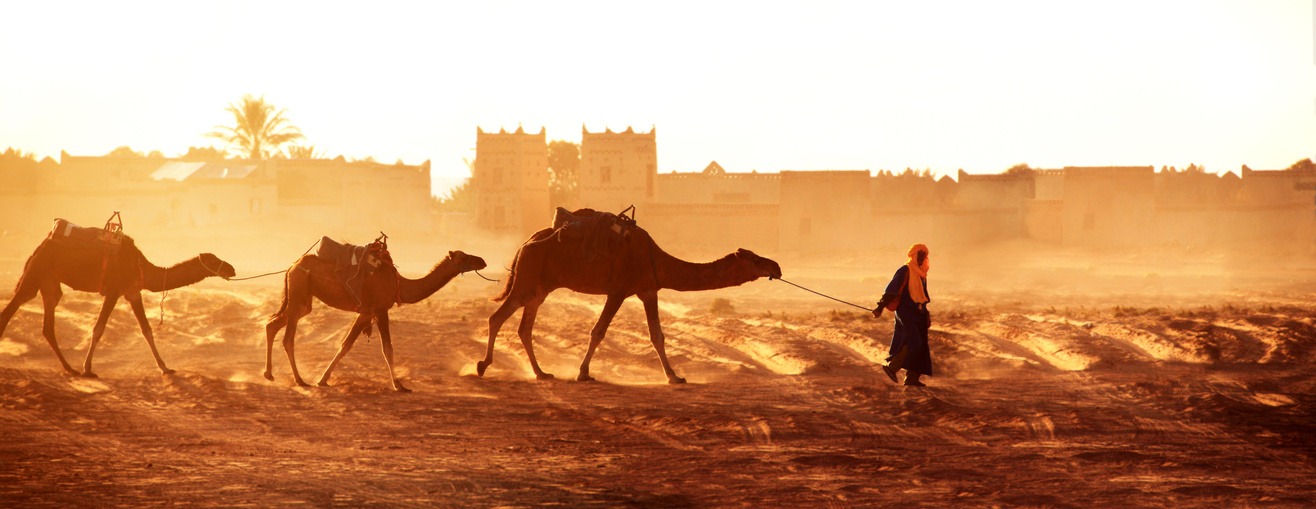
[516,296,554,380]
[578,294,625,382]
[477,297,522,377]
[375,311,410,392]
[316,313,371,387]
[125,293,173,375]
[0,275,42,339]
[639,291,684,384]
[282,313,311,387]
[263,312,287,381]
[267,269,312,382]
[36,284,79,376]
[80,293,121,378]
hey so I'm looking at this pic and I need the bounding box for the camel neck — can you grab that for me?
[141,257,212,292]
[398,258,464,304]
[652,247,755,292]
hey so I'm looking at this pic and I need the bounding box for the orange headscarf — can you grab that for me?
[906,244,929,304]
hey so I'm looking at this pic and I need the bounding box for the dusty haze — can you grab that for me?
[2,189,1315,506]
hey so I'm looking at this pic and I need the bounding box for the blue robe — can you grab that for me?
[882,265,932,376]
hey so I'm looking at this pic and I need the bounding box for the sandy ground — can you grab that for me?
[1,245,1315,507]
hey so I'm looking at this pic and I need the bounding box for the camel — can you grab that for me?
[0,232,236,377]
[478,210,782,384]
[263,249,487,392]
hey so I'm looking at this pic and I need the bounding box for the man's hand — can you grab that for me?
[871,307,883,318]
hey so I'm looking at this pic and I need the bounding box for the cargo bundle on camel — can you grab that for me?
[263,233,487,392]
[0,212,236,377]
[479,206,783,384]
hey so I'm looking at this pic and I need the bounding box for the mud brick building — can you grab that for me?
[0,152,433,241]
[472,126,549,234]
[469,125,1316,253]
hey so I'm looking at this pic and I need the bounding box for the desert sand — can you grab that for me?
[1,239,1314,507]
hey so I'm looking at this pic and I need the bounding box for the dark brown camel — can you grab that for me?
[478,213,782,384]
[0,236,236,377]
[263,250,487,392]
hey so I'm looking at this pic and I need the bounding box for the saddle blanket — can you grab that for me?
[316,236,392,307]
[47,218,129,254]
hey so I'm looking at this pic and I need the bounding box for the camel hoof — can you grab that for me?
[160,368,176,376]
[295,380,312,388]
[393,383,411,393]
[668,376,687,385]
[80,371,99,379]
[576,373,595,382]
[476,361,490,377]
[316,380,331,387]
[262,371,274,381]
[536,372,555,381]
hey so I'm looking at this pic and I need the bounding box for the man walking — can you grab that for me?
[872,244,932,386]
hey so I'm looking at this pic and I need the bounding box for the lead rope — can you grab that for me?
[226,269,287,281]
[225,238,323,281]
[156,238,323,326]
[774,277,875,312]
[158,267,168,328]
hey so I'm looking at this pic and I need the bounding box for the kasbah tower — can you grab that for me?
[578,125,657,213]
[474,125,655,237]
[473,126,549,235]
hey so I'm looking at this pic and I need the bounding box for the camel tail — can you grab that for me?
[492,228,556,302]
[491,247,520,302]
[11,240,53,295]
[269,274,291,319]
[11,248,39,295]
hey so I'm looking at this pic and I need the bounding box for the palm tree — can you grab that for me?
[207,94,305,159]
[280,145,325,159]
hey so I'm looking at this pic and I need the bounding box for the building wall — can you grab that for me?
[0,154,434,246]
[340,160,434,235]
[653,171,780,205]
[644,203,780,254]
[1059,166,1156,246]
[947,172,1030,244]
[161,180,276,228]
[579,126,656,213]
[1223,167,1316,244]
[1152,170,1229,245]
[1024,200,1063,243]
[779,170,873,253]
[473,127,549,235]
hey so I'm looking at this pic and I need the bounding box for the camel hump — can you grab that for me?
[47,218,132,254]
[552,207,637,235]
[314,235,393,309]
[553,207,600,230]
[316,236,391,269]
[549,207,641,263]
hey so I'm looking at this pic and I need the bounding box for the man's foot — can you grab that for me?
[881,365,898,383]
[904,378,926,387]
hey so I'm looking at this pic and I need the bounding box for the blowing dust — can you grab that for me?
[1,192,1315,507]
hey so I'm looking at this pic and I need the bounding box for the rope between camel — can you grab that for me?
[775,277,874,312]
[226,270,287,281]
[472,269,500,282]
[222,238,324,282]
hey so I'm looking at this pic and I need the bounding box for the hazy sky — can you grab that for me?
[2,1,1313,196]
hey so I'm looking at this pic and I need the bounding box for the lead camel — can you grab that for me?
[0,232,236,377]
[479,211,782,384]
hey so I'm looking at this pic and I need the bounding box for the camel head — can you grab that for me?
[447,250,488,273]
[199,253,237,279]
[734,248,782,280]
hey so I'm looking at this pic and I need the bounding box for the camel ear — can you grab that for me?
[449,250,457,258]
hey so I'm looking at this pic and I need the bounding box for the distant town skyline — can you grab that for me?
[2,1,1313,197]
